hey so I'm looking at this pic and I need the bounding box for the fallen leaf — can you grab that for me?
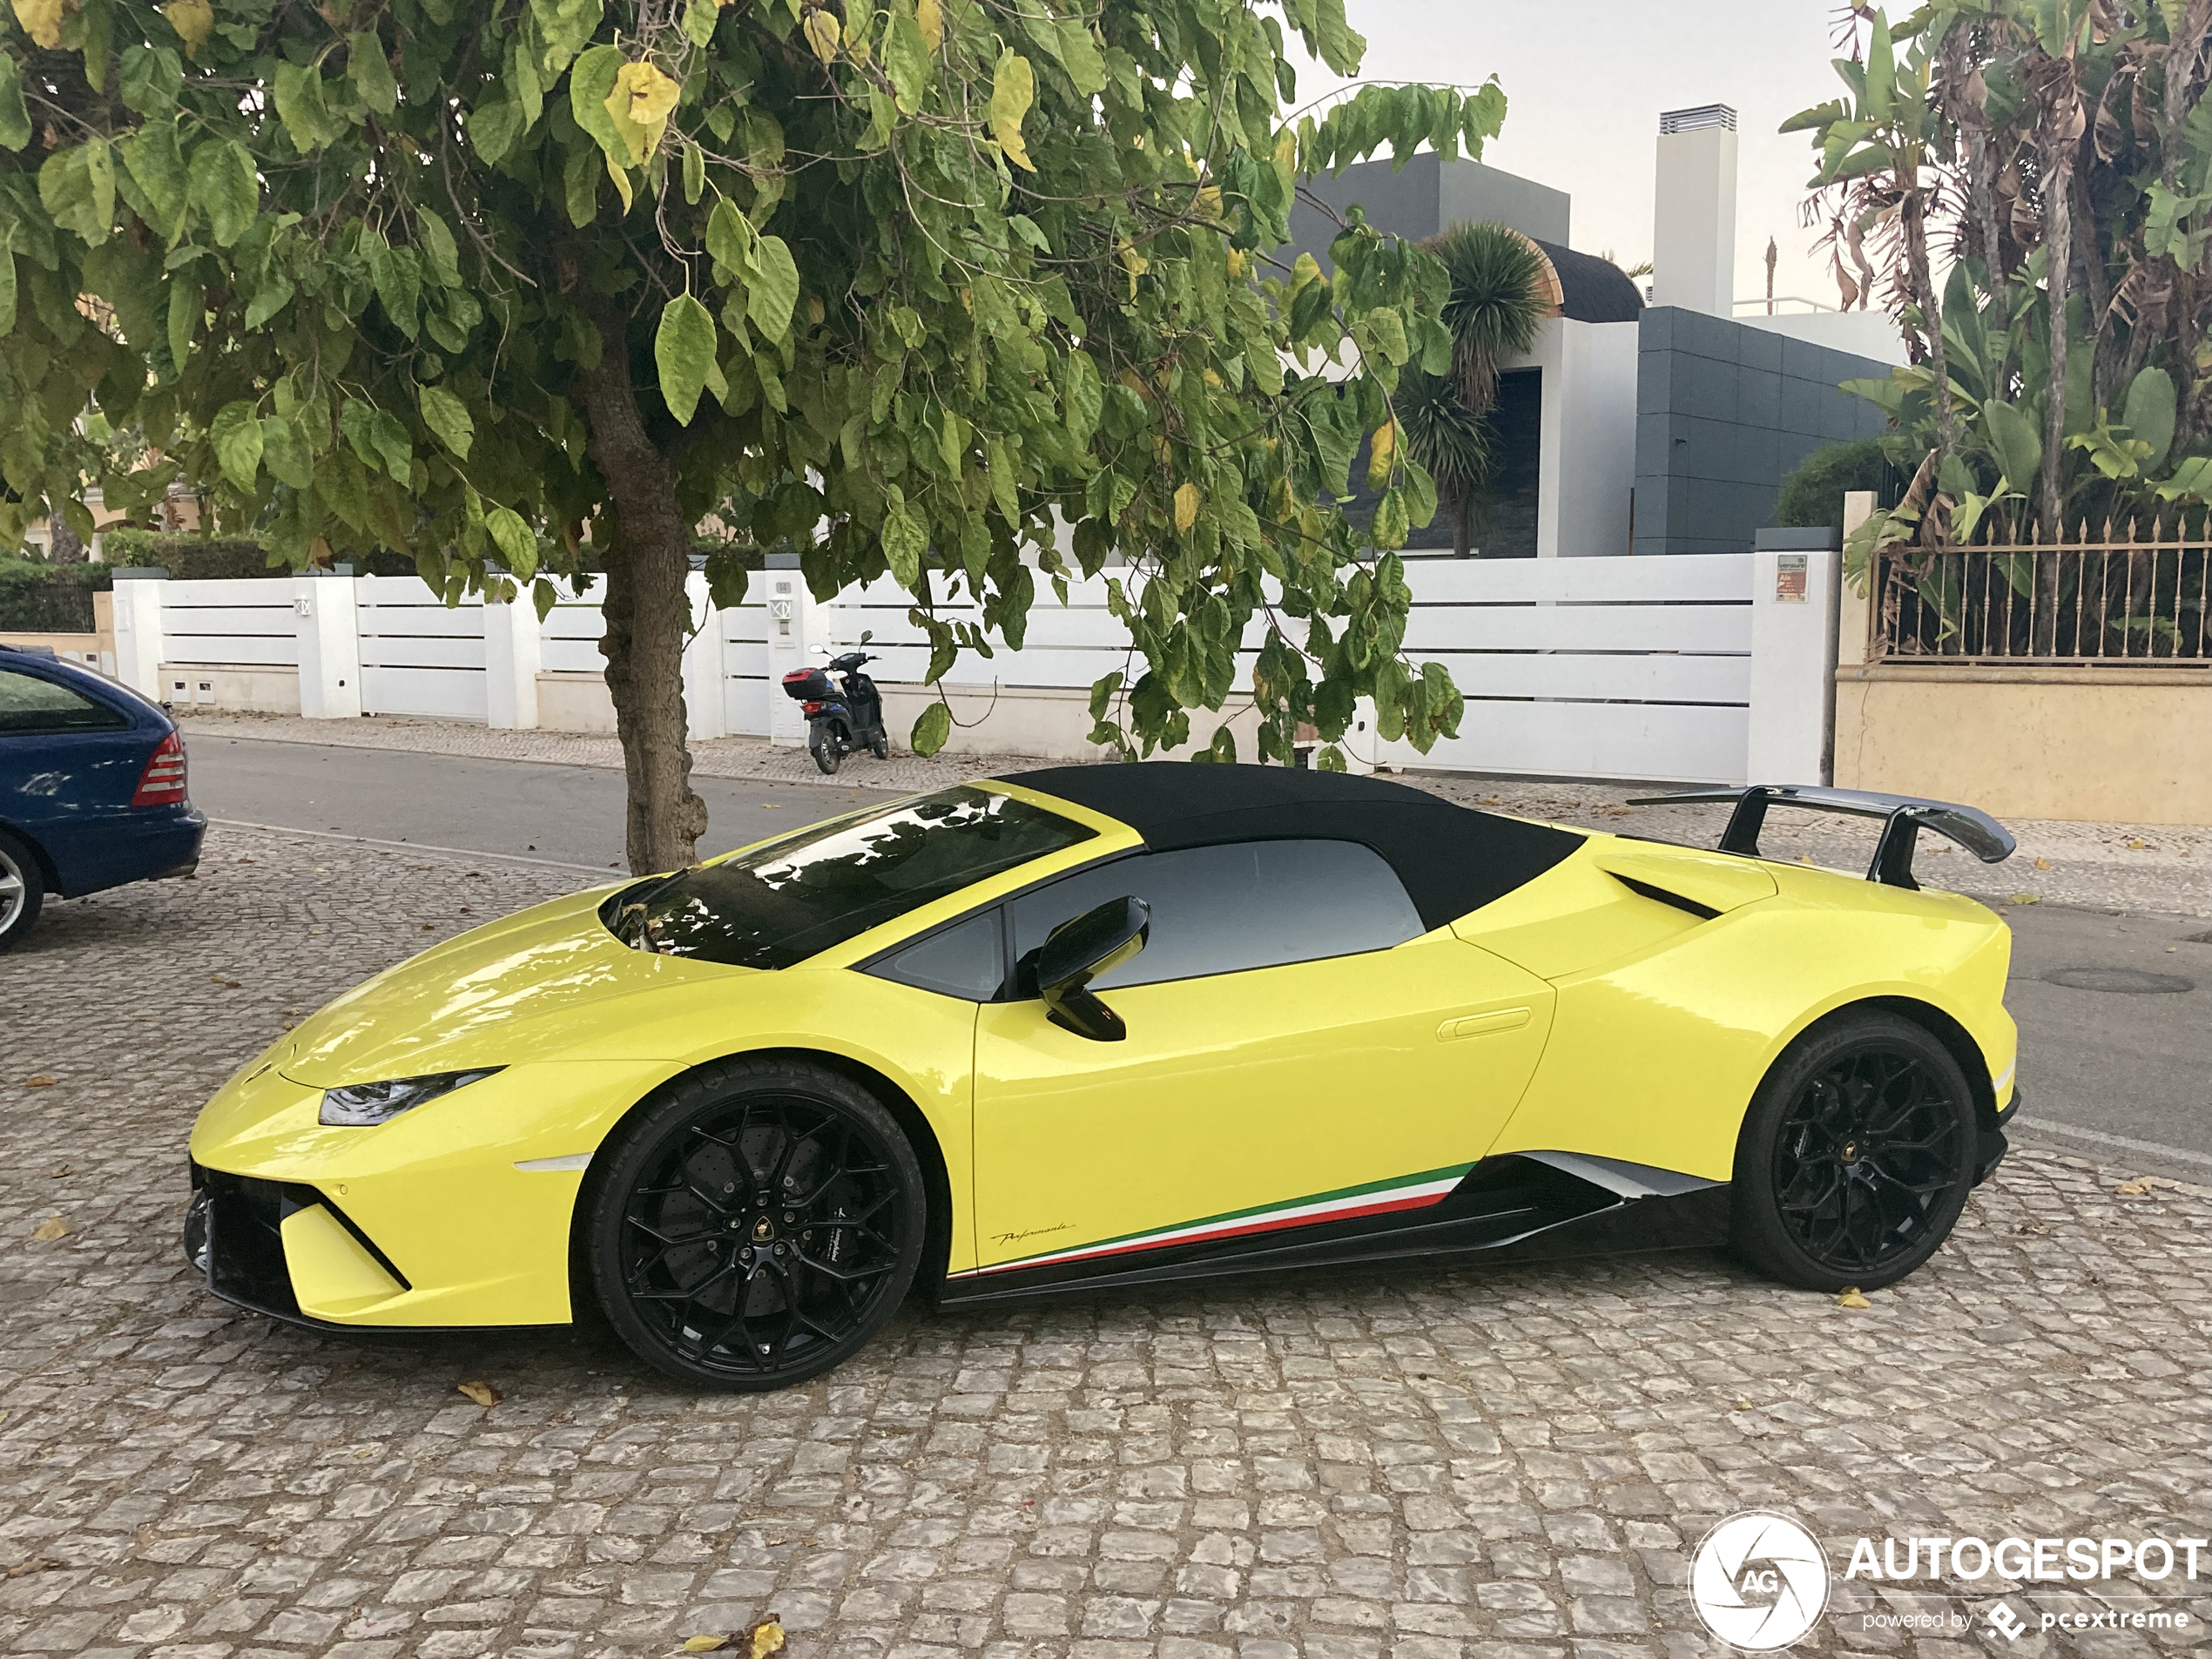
[745,1616,786,1659]
[1835,1286,1871,1309]
[49,1166,69,1178]
[25,1076,55,1088]
[456,1379,502,1407]
[2033,856,2052,871]
[2114,1177,2160,1196]
[2007,892,2041,905]
[680,1639,729,1654]
[421,924,435,932]
[3,1557,63,1578]
[2128,838,2150,850]
[1734,1399,1754,1411]
[30,1217,70,1242]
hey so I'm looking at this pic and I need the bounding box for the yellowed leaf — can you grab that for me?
[988,50,1035,172]
[2114,1177,2159,1196]
[2007,892,2040,905]
[12,0,62,50]
[604,149,634,212]
[162,0,213,57]
[2033,856,2051,870]
[802,7,840,64]
[25,1075,56,1088]
[1172,482,1199,534]
[1835,1285,1871,1309]
[679,1638,729,1654]
[1734,1399,1754,1411]
[1366,417,1396,492]
[1225,246,1244,279]
[30,1217,70,1242]
[745,1616,786,1659]
[2127,837,2151,850]
[455,1379,502,1407]
[914,0,941,52]
[604,59,680,163]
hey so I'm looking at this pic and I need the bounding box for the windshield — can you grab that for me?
[606,786,1096,968]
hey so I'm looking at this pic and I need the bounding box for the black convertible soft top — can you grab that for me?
[999,763,1583,929]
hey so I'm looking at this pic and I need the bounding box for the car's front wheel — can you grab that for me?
[0,828,45,954]
[1730,1012,1979,1293]
[585,1058,927,1390]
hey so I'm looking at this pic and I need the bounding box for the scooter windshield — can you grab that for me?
[604,786,1096,969]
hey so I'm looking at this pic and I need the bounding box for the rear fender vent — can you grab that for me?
[1608,872,1720,921]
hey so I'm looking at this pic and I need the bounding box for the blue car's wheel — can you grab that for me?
[0,828,44,953]
[586,1058,927,1389]
[1730,1013,1978,1293]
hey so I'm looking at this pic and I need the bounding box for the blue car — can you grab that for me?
[0,644,206,950]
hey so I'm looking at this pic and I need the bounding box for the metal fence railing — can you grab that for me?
[1874,520,2212,664]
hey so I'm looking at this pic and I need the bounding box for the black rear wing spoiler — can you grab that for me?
[1628,785,2016,891]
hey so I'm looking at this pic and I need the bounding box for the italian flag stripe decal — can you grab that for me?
[960,1162,1476,1278]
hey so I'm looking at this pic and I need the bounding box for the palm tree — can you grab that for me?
[1398,222,1551,556]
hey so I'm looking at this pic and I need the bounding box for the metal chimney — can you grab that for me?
[1651,104,1737,317]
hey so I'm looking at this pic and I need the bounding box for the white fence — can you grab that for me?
[106,552,1837,786]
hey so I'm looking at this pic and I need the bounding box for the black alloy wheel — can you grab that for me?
[0,828,44,953]
[1730,1012,1978,1292]
[587,1058,925,1389]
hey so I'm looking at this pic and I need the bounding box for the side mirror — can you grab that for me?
[1034,895,1150,1042]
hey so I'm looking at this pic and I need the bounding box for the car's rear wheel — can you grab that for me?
[0,829,45,954]
[1730,1012,1978,1293]
[585,1058,926,1390]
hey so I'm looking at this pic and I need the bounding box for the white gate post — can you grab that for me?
[1747,545,1838,786]
[682,570,728,740]
[483,583,542,730]
[761,556,816,748]
[109,577,165,698]
[293,575,363,719]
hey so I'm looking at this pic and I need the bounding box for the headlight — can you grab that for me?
[320,1069,502,1127]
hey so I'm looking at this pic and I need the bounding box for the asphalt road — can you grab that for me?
[186,731,880,872]
[184,736,2212,1184]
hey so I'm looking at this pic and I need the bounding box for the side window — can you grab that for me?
[867,909,1006,1001]
[1008,840,1426,992]
[0,668,128,734]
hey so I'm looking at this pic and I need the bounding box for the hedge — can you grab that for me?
[0,556,110,633]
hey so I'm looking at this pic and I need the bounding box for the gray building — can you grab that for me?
[1632,307,1888,556]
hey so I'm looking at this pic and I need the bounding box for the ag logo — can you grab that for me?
[1689,1511,1831,1651]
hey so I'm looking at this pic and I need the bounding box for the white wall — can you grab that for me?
[1737,308,1908,367]
[1507,318,1640,559]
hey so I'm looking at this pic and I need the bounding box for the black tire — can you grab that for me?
[585,1057,926,1390]
[810,729,842,775]
[0,828,45,954]
[1730,1012,1978,1293]
[869,732,889,760]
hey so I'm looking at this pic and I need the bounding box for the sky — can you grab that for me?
[1284,0,1857,309]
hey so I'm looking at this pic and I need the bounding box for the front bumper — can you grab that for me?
[1975,1087,2021,1186]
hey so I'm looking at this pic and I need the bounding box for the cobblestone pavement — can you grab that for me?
[7,826,2212,1659]
[173,713,2212,919]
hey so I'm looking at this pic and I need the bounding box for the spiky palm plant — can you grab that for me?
[1397,222,1550,555]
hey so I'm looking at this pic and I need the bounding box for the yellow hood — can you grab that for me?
[280,887,758,1087]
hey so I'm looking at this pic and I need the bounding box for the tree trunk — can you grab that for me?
[577,303,710,875]
[1901,180,1957,489]
[44,503,87,563]
[1452,495,1472,557]
[2034,62,2081,656]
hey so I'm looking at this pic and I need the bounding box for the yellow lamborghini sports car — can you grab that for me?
[186,765,2023,1390]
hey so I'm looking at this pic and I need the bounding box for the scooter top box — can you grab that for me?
[780,666,835,702]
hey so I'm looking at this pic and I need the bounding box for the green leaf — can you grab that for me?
[0,52,29,152]
[529,0,604,74]
[186,139,257,246]
[682,0,718,47]
[1983,399,2042,496]
[881,490,927,587]
[273,60,337,154]
[167,276,199,370]
[1055,17,1106,96]
[118,44,182,118]
[369,245,421,338]
[260,415,313,489]
[349,31,398,116]
[210,401,264,491]
[682,140,704,205]
[485,504,537,579]
[705,196,752,276]
[1864,11,1894,122]
[569,46,627,165]
[367,408,413,481]
[244,273,293,327]
[745,233,800,342]
[418,384,475,459]
[0,239,17,336]
[469,97,523,165]
[655,292,718,425]
[884,6,931,114]
[1063,349,1102,447]
[39,140,116,246]
[415,209,462,287]
[119,119,189,239]
[2122,366,2177,471]
[910,700,951,756]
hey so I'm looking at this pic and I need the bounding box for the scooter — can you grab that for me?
[780,650,890,775]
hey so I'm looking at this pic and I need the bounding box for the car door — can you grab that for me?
[0,661,147,895]
[968,839,1556,1280]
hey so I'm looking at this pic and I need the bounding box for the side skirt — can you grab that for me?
[936,1154,1731,1308]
